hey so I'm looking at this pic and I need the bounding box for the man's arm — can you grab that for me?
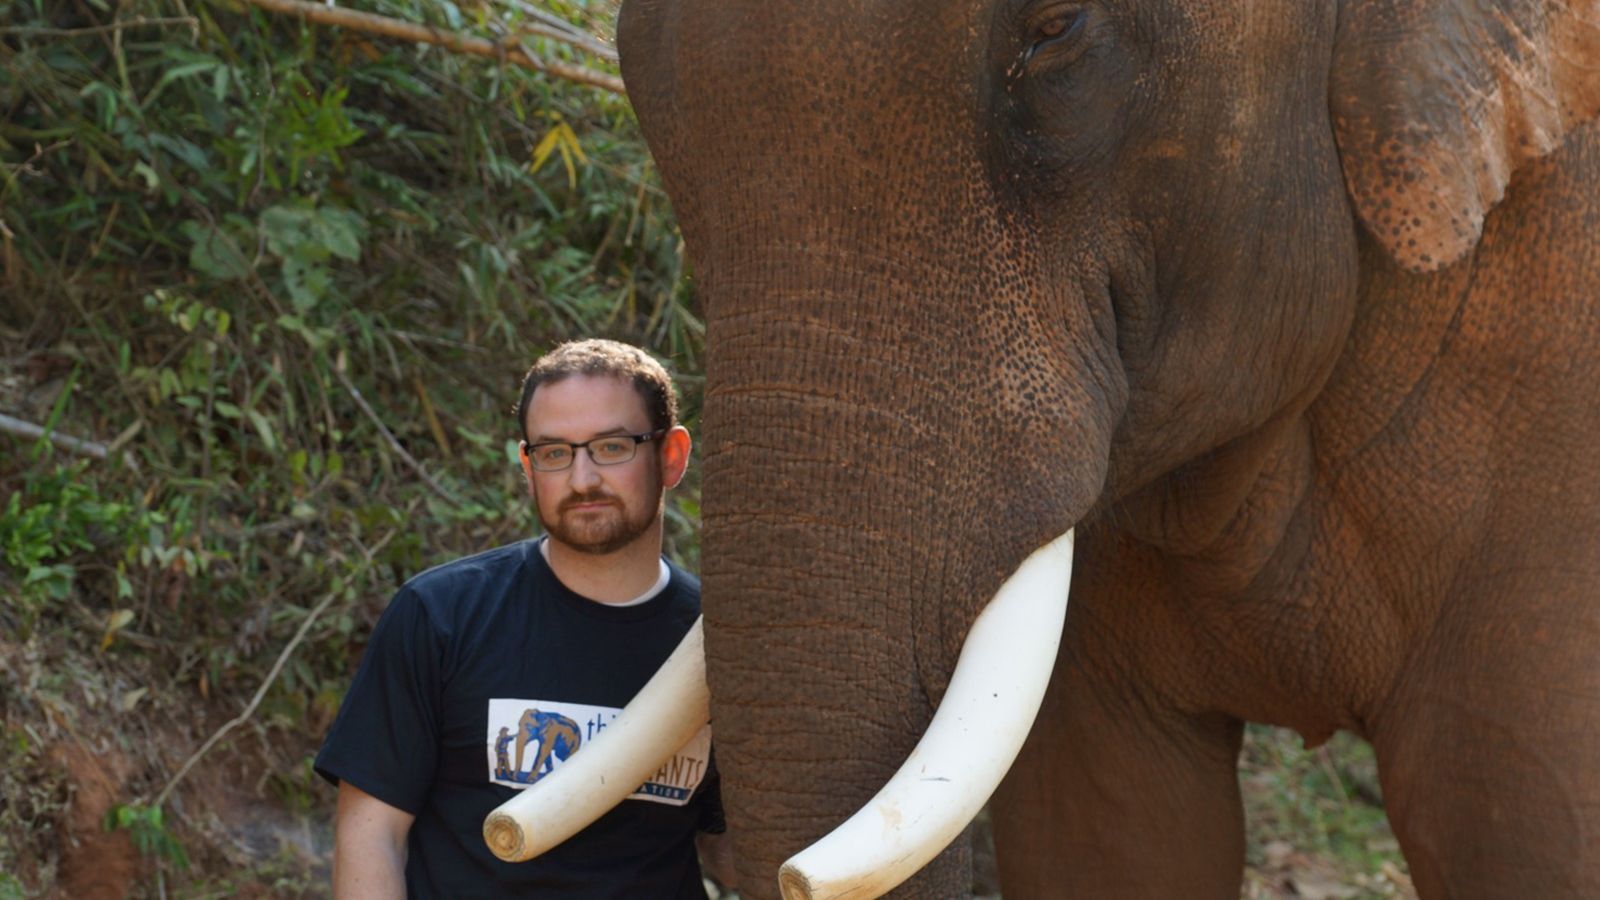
[333,781,415,899]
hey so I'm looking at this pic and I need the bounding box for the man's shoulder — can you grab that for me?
[665,558,701,607]
[665,558,699,591]
[403,540,539,603]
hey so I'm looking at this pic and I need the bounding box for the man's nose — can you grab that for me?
[567,451,604,489]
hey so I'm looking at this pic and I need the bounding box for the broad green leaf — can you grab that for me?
[282,253,329,311]
[260,205,312,257]
[315,207,365,262]
[181,221,252,281]
[246,408,278,453]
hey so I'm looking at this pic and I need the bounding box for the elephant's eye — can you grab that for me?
[1027,8,1088,62]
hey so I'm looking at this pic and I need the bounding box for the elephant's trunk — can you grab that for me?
[614,7,1121,883]
[697,284,1110,896]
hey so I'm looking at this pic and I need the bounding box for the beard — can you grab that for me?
[541,489,662,556]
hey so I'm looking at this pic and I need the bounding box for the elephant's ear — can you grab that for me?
[1331,0,1600,272]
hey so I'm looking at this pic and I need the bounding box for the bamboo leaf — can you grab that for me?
[246,408,278,453]
[530,124,563,175]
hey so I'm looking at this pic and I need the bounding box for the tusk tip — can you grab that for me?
[777,863,817,900]
[483,812,526,862]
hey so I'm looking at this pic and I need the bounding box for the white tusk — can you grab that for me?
[483,617,710,862]
[777,531,1075,900]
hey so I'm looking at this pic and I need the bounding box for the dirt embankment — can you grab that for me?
[49,741,139,899]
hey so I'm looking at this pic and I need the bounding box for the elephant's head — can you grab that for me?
[609,0,1600,895]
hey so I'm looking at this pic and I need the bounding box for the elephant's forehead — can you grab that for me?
[642,0,1334,123]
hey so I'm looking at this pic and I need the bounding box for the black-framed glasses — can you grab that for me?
[522,430,667,472]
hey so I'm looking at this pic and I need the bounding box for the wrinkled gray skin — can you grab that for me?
[618,0,1600,896]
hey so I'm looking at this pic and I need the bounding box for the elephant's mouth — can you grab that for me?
[483,532,1076,900]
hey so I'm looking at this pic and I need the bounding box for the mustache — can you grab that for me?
[559,492,617,512]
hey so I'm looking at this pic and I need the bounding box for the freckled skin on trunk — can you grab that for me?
[699,300,1113,895]
[618,0,1600,894]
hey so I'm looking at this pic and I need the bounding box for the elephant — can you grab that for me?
[513,709,582,783]
[607,0,1600,896]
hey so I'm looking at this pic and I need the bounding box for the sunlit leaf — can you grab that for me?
[100,608,135,651]
[246,408,278,453]
[531,124,563,175]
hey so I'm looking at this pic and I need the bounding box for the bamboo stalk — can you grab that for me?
[236,0,625,94]
[0,15,198,36]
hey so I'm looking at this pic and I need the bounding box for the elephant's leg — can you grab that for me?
[514,728,531,774]
[991,647,1245,899]
[1372,581,1600,898]
[529,732,556,778]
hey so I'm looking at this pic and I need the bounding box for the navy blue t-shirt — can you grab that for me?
[315,540,718,899]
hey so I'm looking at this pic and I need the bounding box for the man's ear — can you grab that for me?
[659,426,691,489]
[518,441,538,497]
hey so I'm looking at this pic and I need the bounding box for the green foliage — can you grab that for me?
[0,459,147,636]
[2,0,699,891]
[105,802,190,870]
[1241,727,1409,894]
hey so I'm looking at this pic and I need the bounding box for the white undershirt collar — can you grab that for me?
[539,538,670,607]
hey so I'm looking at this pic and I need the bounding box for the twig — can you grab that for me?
[0,15,197,36]
[500,9,617,62]
[154,530,396,809]
[499,0,590,39]
[332,367,463,508]
[236,0,625,94]
[0,412,108,459]
[1316,746,1352,806]
[522,24,615,62]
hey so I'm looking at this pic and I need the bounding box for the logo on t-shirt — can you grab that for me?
[486,698,711,806]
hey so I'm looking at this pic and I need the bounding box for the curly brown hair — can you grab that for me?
[514,339,679,441]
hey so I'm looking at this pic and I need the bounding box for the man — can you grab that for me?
[316,339,726,898]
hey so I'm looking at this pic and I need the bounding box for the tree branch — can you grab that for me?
[332,366,464,509]
[236,0,625,94]
[154,530,397,810]
[0,412,108,459]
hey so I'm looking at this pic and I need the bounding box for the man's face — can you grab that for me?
[521,374,669,556]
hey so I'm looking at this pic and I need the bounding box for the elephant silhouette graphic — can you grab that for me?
[512,708,582,784]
